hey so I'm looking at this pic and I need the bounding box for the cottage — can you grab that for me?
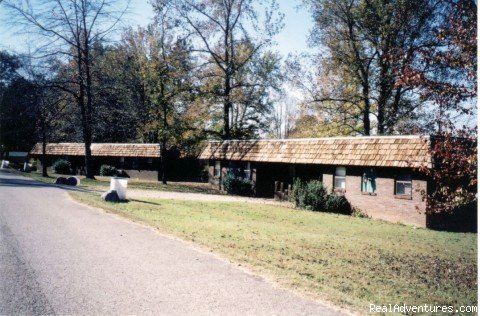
[29,143,195,181]
[200,135,432,227]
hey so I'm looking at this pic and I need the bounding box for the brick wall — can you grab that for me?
[323,167,427,227]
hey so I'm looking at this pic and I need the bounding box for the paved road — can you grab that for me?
[0,170,343,315]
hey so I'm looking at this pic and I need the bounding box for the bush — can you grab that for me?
[290,178,307,207]
[222,172,253,196]
[290,179,328,211]
[100,164,118,176]
[199,169,209,182]
[325,194,352,215]
[290,178,352,214]
[52,159,71,175]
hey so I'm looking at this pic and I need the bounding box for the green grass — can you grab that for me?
[69,191,477,313]
[22,170,219,194]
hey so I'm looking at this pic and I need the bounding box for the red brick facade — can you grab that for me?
[322,169,427,227]
[208,160,428,227]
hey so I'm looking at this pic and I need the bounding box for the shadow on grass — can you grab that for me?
[0,170,100,193]
[128,199,162,206]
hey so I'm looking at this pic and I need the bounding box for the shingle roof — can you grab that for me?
[30,143,85,156]
[30,143,161,158]
[199,136,432,168]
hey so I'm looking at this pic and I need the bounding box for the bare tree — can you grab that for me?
[3,0,129,178]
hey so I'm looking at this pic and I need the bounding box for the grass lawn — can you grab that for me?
[22,171,220,194]
[69,191,477,313]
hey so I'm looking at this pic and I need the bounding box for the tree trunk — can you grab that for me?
[41,119,48,177]
[158,97,168,184]
[159,138,167,184]
[362,84,371,135]
[223,100,231,139]
[223,73,231,139]
[377,57,392,135]
[83,31,95,179]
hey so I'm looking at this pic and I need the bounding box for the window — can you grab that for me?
[334,167,346,190]
[362,168,377,194]
[243,162,251,180]
[214,161,221,177]
[395,174,412,197]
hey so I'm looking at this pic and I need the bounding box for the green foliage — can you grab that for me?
[99,164,118,176]
[290,178,328,211]
[52,159,71,175]
[290,178,352,214]
[289,178,307,207]
[301,0,442,135]
[325,194,352,215]
[222,172,253,196]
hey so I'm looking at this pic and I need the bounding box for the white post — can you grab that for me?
[110,177,129,200]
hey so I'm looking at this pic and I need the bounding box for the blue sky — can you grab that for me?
[0,0,315,58]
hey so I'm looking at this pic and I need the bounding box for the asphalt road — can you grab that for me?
[0,170,343,315]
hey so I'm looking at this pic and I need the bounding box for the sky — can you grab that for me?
[0,0,315,58]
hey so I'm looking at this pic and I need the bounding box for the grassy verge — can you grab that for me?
[69,191,477,313]
[21,171,220,194]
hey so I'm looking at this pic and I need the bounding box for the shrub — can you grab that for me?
[222,172,253,196]
[100,164,118,176]
[290,179,328,211]
[303,180,328,211]
[325,194,352,215]
[199,169,209,182]
[290,178,307,207]
[290,178,352,214]
[52,159,71,175]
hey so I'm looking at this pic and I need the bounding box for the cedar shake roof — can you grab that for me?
[30,143,161,158]
[199,136,432,168]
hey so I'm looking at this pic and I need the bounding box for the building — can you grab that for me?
[5,151,29,163]
[29,143,200,181]
[200,135,432,227]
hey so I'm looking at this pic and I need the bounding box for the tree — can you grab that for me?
[419,132,477,215]
[396,0,477,131]
[164,0,284,139]
[0,77,37,153]
[0,51,21,158]
[398,0,477,215]
[29,71,70,177]
[122,4,197,183]
[301,0,440,135]
[89,42,145,143]
[4,0,129,178]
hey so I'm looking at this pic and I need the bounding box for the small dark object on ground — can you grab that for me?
[102,190,121,202]
[66,177,79,186]
[54,177,68,185]
[55,176,80,186]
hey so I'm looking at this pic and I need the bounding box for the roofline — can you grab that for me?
[34,142,160,145]
[206,135,430,143]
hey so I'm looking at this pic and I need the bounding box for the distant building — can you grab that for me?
[6,151,29,163]
[29,143,199,181]
[200,135,434,227]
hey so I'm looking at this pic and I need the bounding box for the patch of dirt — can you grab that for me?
[127,189,292,207]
